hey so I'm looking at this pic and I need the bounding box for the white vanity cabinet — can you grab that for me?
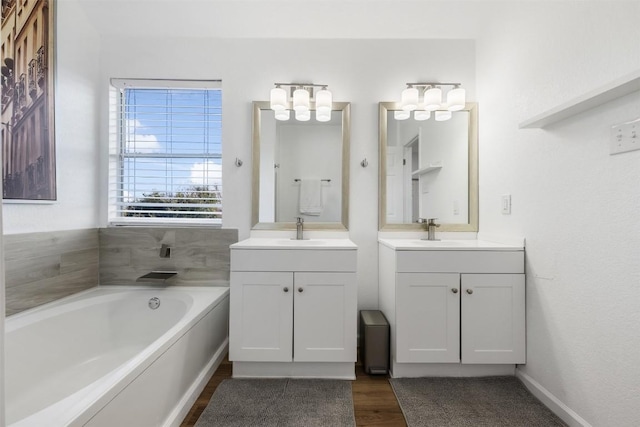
[229,238,357,379]
[379,239,525,377]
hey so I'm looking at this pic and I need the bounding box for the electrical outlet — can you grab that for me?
[501,195,511,215]
[610,118,640,155]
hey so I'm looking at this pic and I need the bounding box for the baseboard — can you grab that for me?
[164,338,229,427]
[516,369,592,427]
[391,362,515,378]
[232,361,355,380]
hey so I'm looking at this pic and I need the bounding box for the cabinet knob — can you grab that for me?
[283,287,289,293]
[466,289,473,294]
[451,288,459,294]
[298,287,304,293]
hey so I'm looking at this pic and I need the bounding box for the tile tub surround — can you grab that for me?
[99,227,238,286]
[4,229,99,316]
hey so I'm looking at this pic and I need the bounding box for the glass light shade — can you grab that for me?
[394,110,410,120]
[293,88,310,112]
[295,109,311,121]
[315,89,332,113]
[414,110,431,121]
[423,87,442,111]
[316,109,331,122]
[274,109,290,121]
[401,87,419,111]
[447,86,466,111]
[270,87,287,111]
[435,110,452,121]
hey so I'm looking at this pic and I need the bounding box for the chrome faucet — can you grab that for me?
[295,217,304,240]
[418,218,440,241]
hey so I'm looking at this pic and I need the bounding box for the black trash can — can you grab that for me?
[359,310,390,375]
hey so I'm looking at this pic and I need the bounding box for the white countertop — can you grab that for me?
[231,238,357,250]
[378,238,524,251]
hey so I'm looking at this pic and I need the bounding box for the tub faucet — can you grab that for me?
[418,218,440,241]
[159,244,171,258]
[295,217,304,240]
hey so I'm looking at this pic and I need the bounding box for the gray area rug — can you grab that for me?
[195,378,355,427]
[390,376,566,427]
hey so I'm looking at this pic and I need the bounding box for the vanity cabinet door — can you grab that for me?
[461,274,526,364]
[396,273,460,363]
[293,272,357,363]
[229,272,293,362]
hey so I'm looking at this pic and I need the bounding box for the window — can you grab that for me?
[109,79,222,225]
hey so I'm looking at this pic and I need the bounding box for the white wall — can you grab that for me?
[96,37,476,310]
[476,2,640,426]
[2,0,101,234]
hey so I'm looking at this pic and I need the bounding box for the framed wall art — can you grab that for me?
[1,0,56,201]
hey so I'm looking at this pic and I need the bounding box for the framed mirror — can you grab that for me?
[251,101,350,230]
[379,102,478,231]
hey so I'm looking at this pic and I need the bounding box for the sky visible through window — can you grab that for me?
[121,87,222,204]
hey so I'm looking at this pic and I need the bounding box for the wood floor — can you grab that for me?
[180,355,406,427]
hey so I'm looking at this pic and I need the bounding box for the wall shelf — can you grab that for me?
[412,162,442,177]
[519,70,640,129]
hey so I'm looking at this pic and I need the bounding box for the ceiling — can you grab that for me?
[74,0,492,40]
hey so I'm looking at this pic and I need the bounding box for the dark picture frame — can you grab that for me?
[1,0,56,201]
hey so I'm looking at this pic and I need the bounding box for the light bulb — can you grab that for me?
[274,109,290,121]
[423,86,442,111]
[293,88,310,112]
[447,86,466,111]
[270,87,287,111]
[295,109,311,121]
[394,110,410,120]
[315,88,332,113]
[401,87,419,111]
[435,110,452,121]
[414,110,431,121]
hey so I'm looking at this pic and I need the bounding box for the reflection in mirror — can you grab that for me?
[379,102,478,231]
[252,101,350,230]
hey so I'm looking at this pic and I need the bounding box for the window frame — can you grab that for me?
[108,78,223,227]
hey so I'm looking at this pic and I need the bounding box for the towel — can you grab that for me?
[299,178,323,216]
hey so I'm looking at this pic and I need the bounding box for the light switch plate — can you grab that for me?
[610,118,640,155]
[501,195,511,215]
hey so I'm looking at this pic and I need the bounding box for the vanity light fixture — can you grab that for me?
[269,83,333,122]
[446,85,466,111]
[397,82,466,121]
[293,88,310,112]
[401,87,419,111]
[270,86,287,111]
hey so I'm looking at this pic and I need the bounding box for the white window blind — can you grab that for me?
[108,79,222,225]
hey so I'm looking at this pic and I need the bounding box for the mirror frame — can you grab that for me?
[251,101,351,230]
[378,102,478,231]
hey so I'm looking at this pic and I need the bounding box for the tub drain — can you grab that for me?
[148,297,161,310]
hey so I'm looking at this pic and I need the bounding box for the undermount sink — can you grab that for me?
[378,238,524,251]
[408,240,474,247]
[275,239,328,246]
[231,238,357,250]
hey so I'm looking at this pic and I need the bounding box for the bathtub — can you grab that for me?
[5,286,230,427]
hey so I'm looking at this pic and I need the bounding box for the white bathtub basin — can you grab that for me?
[5,286,230,427]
